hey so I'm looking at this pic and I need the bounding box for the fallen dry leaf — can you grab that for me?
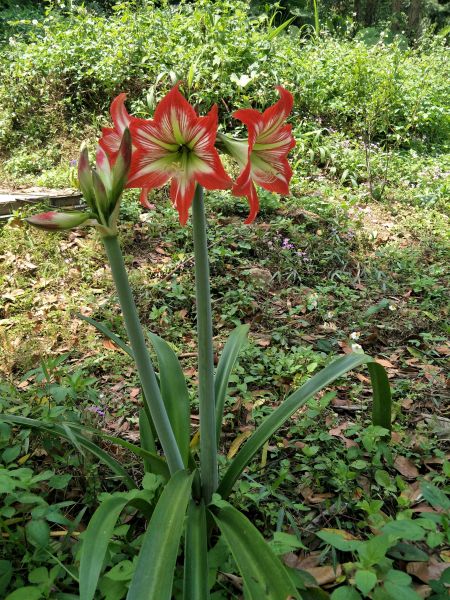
[435,345,449,355]
[102,339,121,352]
[227,430,252,459]
[394,455,419,479]
[295,552,322,570]
[375,358,395,368]
[304,565,342,586]
[414,584,432,599]
[391,431,404,444]
[253,334,271,347]
[298,487,335,504]
[407,560,448,583]
[401,397,414,410]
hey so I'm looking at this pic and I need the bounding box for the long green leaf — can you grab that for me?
[211,501,298,600]
[367,362,392,430]
[139,408,157,472]
[80,493,150,600]
[77,314,133,358]
[147,332,191,466]
[215,324,249,445]
[62,421,169,480]
[183,500,208,600]
[218,353,391,499]
[0,414,136,489]
[127,470,193,600]
[267,16,296,40]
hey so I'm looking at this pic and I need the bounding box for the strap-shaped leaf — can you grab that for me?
[0,414,135,489]
[218,353,391,499]
[184,500,208,600]
[214,324,249,444]
[64,421,169,480]
[139,408,157,472]
[367,362,392,430]
[127,470,194,600]
[77,313,133,358]
[147,332,191,466]
[80,491,153,600]
[211,501,298,600]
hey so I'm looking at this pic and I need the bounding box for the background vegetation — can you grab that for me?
[0,1,449,598]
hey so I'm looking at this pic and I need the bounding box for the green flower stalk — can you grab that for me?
[192,185,217,503]
[27,129,185,475]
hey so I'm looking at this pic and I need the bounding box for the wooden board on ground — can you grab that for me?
[0,187,83,217]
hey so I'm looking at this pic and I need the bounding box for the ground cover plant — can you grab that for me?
[0,1,449,599]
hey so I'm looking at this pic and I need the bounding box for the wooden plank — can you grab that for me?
[0,189,83,216]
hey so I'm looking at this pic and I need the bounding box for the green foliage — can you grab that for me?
[0,0,448,165]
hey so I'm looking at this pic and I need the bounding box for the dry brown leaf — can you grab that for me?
[401,397,414,410]
[414,584,432,599]
[296,552,322,570]
[435,345,450,355]
[410,503,442,514]
[304,565,342,586]
[329,423,358,448]
[183,368,197,378]
[355,373,370,383]
[394,455,419,479]
[407,560,448,583]
[253,334,271,347]
[391,431,404,443]
[129,387,140,399]
[2,288,25,301]
[299,488,335,504]
[227,430,252,459]
[102,339,121,352]
[375,358,395,368]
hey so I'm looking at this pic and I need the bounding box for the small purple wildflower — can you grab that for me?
[87,405,105,416]
[297,251,311,262]
[69,159,78,167]
[282,237,294,249]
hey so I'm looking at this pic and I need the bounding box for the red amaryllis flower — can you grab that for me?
[99,94,153,209]
[231,86,295,223]
[99,93,134,160]
[128,85,232,225]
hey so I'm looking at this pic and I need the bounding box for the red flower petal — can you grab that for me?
[231,86,295,220]
[128,87,231,223]
[99,127,122,158]
[127,147,172,189]
[244,182,260,224]
[153,84,198,142]
[170,176,197,225]
[190,105,232,191]
[110,93,132,133]
[139,188,155,210]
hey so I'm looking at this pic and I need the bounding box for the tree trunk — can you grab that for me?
[364,0,378,26]
[407,0,422,37]
[391,0,403,31]
[354,0,362,24]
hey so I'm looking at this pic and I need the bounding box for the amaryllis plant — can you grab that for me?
[10,84,391,600]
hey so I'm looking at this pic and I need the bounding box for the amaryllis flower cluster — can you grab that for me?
[27,84,295,233]
[99,84,295,225]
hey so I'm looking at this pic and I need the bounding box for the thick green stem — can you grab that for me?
[102,235,184,474]
[192,185,217,503]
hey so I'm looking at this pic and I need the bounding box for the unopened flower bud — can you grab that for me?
[26,211,90,231]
